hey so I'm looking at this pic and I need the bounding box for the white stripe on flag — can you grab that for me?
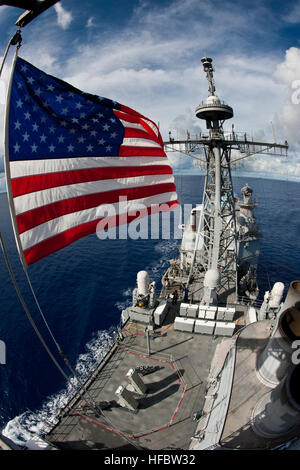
[122,138,161,148]
[140,118,159,137]
[14,174,174,215]
[120,120,145,131]
[10,156,170,178]
[20,191,178,250]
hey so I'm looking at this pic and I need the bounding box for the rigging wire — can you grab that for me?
[0,29,72,380]
[1,31,78,381]
[0,232,69,382]
[22,266,82,383]
[2,232,141,449]
[1,29,78,382]
[0,31,75,383]
[1,33,142,449]
[0,30,22,79]
[22,266,113,428]
[0,27,95,407]
[23,268,64,354]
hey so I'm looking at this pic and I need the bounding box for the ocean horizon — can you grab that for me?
[1,170,300,197]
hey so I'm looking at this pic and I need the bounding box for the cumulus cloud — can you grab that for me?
[240,154,300,180]
[169,109,202,140]
[273,47,300,146]
[56,39,286,154]
[233,46,300,181]
[54,3,72,30]
[284,0,300,24]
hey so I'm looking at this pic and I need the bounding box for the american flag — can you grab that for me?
[5,56,178,266]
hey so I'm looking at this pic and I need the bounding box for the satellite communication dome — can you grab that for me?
[206,95,221,105]
[137,271,150,296]
[203,269,221,288]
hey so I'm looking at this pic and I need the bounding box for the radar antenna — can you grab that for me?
[201,57,215,96]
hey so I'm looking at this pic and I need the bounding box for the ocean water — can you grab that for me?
[0,175,299,446]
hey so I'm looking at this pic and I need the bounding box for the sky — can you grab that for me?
[0,0,300,191]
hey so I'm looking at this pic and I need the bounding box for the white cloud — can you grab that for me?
[273,47,300,146]
[57,39,285,146]
[239,154,300,181]
[283,0,300,24]
[54,3,72,30]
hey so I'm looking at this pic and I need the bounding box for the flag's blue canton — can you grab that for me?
[9,57,124,161]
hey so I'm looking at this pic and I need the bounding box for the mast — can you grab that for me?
[164,57,288,306]
[195,57,236,305]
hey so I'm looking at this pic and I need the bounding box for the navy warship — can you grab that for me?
[0,1,299,452]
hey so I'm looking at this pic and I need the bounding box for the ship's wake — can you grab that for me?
[1,327,116,447]
[2,240,179,447]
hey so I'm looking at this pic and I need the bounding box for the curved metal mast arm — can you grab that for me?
[0,29,22,79]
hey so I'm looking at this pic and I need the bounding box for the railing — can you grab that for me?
[196,100,232,108]
[164,130,288,153]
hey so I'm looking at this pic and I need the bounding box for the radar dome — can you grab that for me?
[137,271,150,296]
[203,269,221,288]
[206,95,221,105]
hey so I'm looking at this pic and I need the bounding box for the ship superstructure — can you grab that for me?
[162,57,287,309]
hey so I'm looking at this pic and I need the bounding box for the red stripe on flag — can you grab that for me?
[11,165,173,197]
[113,110,141,124]
[16,182,177,234]
[23,200,178,265]
[118,146,165,157]
[123,127,160,142]
[119,104,142,118]
[114,110,161,144]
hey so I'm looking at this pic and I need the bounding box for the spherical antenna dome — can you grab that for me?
[206,95,221,105]
[137,270,150,295]
[203,269,221,288]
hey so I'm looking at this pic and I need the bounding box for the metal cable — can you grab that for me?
[0,30,22,79]
[23,268,63,353]
[0,31,142,449]
[0,232,70,381]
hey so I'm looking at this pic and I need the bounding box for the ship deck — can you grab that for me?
[45,304,223,450]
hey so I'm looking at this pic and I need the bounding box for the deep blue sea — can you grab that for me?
[0,175,299,445]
